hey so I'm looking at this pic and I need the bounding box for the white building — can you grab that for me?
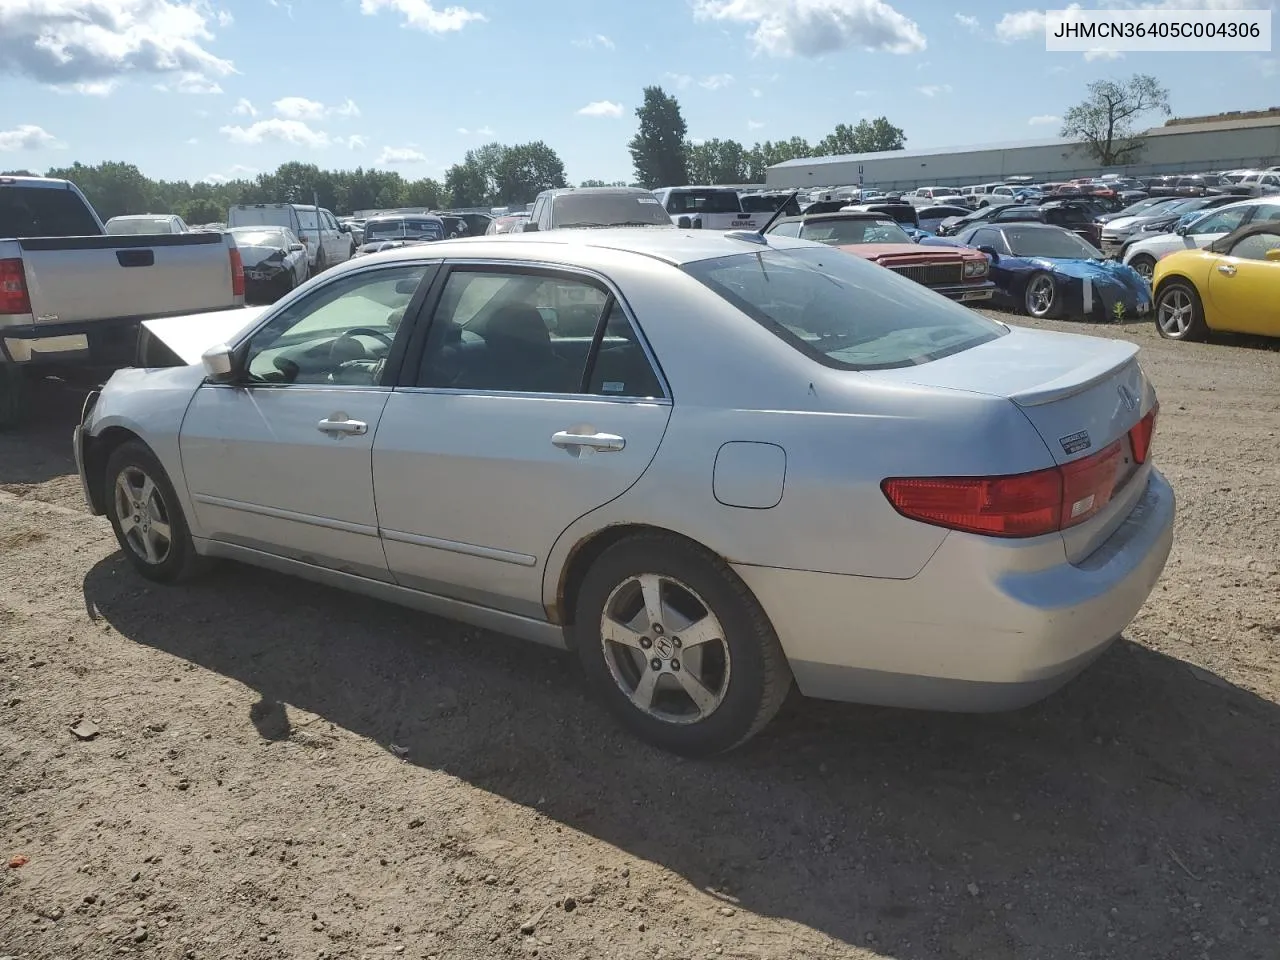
[764,111,1280,192]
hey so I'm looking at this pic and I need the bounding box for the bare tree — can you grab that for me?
[1060,74,1171,166]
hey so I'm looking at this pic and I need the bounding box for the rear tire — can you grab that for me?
[573,533,792,757]
[1154,279,1208,342]
[104,441,207,584]
[0,364,28,430]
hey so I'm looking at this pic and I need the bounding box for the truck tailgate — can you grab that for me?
[19,233,237,324]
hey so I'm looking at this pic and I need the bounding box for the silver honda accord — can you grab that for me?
[74,229,1175,755]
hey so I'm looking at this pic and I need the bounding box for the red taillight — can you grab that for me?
[1128,404,1158,464]
[229,248,245,297]
[883,436,1134,539]
[0,258,32,315]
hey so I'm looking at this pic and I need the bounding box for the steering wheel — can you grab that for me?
[340,327,394,347]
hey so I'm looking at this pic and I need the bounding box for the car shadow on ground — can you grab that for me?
[82,555,1279,958]
[0,374,94,488]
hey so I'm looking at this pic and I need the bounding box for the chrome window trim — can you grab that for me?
[392,385,671,405]
[423,257,673,401]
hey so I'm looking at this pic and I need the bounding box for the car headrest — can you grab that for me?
[486,304,550,347]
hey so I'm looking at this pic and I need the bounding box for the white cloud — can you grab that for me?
[0,125,58,151]
[572,34,615,49]
[0,0,235,87]
[692,0,926,57]
[57,79,119,96]
[916,84,952,97]
[954,13,979,30]
[853,89,872,96]
[341,134,367,149]
[377,146,426,165]
[185,137,199,144]
[155,71,222,94]
[457,125,496,136]
[663,72,693,89]
[360,0,485,33]
[747,119,765,130]
[577,100,623,117]
[1028,114,1061,125]
[750,87,762,97]
[1084,47,1124,61]
[334,98,361,118]
[700,73,735,90]
[997,3,1082,41]
[233,98,257,117]
[202,163,257,184]
[220,119,329,148]
[273,96,326,120]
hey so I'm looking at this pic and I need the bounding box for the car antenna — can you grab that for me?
[725,190,800,246]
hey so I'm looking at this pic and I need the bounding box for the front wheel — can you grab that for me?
[573,533,792,756]
[104,441,206,583]
[1023,271,1060,319]
[1155,279,1208,341]
[1129,254,1156,283]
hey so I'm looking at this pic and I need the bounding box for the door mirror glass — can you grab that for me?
[523,221,540,232]
[289,243,305,252]
[201,343,237,382]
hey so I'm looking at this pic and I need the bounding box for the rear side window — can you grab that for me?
[0,186,100,238]
[1229,230,1280,261]
[683,247,1006,372]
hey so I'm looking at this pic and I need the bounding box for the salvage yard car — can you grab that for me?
[524,187,674,233]
[937,223,1151,321]
[353,214,446,256]
[1122,198,1280,281]
[74,230,1173,756]
[764,211,994,303]
[1151,220,1280,341]
[227,226,309,303]
[1,175,245,426]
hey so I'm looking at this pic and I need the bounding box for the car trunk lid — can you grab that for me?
[865,325,1155,562]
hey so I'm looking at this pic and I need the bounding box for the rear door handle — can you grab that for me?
[318,416,368,436]
[1217,263,1237,276]
[552,430,625,453]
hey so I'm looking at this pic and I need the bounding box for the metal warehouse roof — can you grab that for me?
[771,115,1280,169]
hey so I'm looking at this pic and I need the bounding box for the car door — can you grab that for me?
[320,210,344,263]
[372,263,672,618]
[179,261,436,580]
[1204,226,1280,335]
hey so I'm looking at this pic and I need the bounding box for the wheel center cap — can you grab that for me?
[653,636,674,660]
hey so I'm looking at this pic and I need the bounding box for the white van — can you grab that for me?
[227,203,354,272]
[651,186,759,230]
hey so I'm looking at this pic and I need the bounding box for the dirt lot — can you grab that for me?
[2,313,1278,960]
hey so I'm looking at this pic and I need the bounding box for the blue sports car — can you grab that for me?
[922,223,1152,322]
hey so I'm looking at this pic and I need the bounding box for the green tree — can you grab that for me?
[686,138,749,184]
[491,141,568,205]
[1061,74,1171,166]
[403,177,444,209]
[814,117,906,157]
[745,138,813,180]
[628,86,688,188]
[44,161,159,219]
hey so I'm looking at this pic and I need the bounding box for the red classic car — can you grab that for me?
[764,212,995,302]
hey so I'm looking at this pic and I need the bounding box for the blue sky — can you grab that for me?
[0,0,1276,186]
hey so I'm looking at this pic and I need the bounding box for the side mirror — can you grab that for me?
[1266,248,1280,262]
[201,343,237,383]
[523,221,540,232]
[676,215,692,229]
[289,242,305,252]
[976,245,1000,262]
[1174,222,1190,236]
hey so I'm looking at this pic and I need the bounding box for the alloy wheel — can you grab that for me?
[1157,287,1194,338]
[113,465,173,565]
[599,573,731,725]
[1026,275,1055,316]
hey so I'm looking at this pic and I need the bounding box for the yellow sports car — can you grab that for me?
[1151,219,1280,341]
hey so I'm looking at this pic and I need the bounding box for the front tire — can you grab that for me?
[104,441,206,583]
[1129,254,1156,283]
[573,533,792,756]
[1155,279,1208,341]
[1023,271,1061,319]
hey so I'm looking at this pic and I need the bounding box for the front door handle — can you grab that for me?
[552,430,625,453]
[1217,263,1237,276]
[318,416,368,436]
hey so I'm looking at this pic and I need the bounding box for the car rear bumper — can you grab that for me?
[734,468,1175,712]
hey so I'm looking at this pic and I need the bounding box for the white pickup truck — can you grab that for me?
[0,175,245,426]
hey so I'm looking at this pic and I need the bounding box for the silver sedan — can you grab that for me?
[74,229,1175,755]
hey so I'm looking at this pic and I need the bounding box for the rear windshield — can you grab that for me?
[0,185,102,238]
[106,218,173,235]
[740,194,803,216]
[551,193,672,228]
[801,218,912,245]
[683,245,1006,371]
[364,219,444,242]
[662,190,742,215]
[230,228,290,247]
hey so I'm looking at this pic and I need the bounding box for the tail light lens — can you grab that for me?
[0,258,32,315]
[229,248,245,297]
[883,409,1158,539]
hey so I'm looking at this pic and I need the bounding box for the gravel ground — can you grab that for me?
[2,313,1278,960]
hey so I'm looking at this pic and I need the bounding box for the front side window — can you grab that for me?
[1229,230,1280,261]
[969,228,1007,253]
[243,264,429,386]
[683,246,1006,372]
[416,269,662,397]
